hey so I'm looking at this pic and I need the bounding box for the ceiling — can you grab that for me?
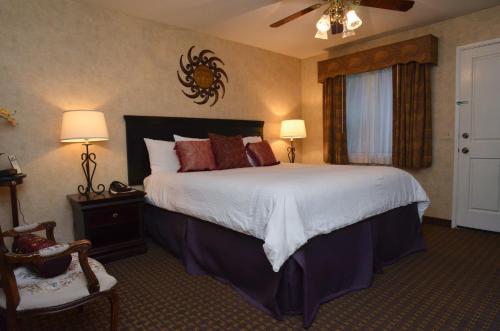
[81,0,500,59]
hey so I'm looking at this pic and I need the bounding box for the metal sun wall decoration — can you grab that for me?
[177,46,228,107]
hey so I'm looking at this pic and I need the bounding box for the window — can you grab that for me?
[346,68,393,165]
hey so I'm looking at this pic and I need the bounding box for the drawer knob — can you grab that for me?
[112,213,119,219]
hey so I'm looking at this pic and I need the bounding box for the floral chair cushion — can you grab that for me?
[0,253,117,311]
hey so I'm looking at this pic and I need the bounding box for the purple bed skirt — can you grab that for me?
[144,203,425,328]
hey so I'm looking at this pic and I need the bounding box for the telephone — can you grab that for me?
[109,181,135,194]
[0,153,21,177]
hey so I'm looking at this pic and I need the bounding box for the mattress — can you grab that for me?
[144,163,429,271]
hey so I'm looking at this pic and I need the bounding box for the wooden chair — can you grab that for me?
[0,221,118,330]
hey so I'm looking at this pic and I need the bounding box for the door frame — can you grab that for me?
[452,37,500,228]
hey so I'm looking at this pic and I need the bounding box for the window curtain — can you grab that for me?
[392,62,432,168]
[346,68,393,164]
[323,76,348,164]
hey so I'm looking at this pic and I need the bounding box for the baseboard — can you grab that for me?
[423,216,451,227]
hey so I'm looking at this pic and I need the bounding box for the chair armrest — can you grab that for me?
[5,240,100,293]
[2,221,56,241]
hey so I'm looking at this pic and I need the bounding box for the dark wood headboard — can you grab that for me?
[124,116,264,185]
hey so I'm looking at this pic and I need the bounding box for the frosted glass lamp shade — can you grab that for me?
[346,10,362,31]
[315,29,328,40]
[60,110,109,143]
[316,15,331,32]
[280,120,307,139]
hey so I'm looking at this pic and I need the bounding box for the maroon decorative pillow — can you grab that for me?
[175,140,217,172]
[208,133,251,170]
[246,141,280,167]
[13,234,71,278]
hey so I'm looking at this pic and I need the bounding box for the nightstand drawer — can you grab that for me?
[87,221,141,248]
[86,205,139,228]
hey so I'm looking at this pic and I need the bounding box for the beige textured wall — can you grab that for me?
[0,0,301,241]
[301,5,500,220]
[301,53,328,163]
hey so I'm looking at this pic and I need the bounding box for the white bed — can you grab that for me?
[144,163,429,272]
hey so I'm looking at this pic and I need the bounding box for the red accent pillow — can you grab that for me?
[13,234,72,278]
[208,133,251,170]
[246,141,280,167]
[175,140,217,172]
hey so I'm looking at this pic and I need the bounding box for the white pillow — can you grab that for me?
[144,138,179,173]
[243,136,262,145]
[173,134,207,142]
[174,134,262,144]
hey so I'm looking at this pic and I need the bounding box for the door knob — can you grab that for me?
[462,147,469,154]
[462,133,469,139]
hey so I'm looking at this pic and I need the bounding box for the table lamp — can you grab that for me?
[280,119,307,163]
[60,110,109,195]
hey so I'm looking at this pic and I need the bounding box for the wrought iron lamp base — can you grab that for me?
[78,143,105,196]
[287,139,296,163]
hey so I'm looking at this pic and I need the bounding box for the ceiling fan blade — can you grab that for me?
[358,0,415,12]
[270,3,325,28]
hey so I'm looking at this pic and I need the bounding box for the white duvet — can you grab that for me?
[144,163,429,272]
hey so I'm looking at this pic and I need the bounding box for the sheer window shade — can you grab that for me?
[346,68,393,165]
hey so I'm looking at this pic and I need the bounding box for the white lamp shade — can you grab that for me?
[316,14,331,32]
[346,10,362,31]
[280,119,307,139]
[60,110,110,143]
[315,29,328,40]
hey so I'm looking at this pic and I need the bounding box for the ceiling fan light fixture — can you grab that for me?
[315,29,328,40]
[315,14,331,32]
[269,0,415,43]
[345,9,362,30]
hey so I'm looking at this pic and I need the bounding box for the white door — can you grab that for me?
[455,40,500,232]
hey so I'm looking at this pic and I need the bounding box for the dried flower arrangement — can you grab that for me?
[0,107,16,126]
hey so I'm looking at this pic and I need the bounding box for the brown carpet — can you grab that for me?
[24,224,500,330]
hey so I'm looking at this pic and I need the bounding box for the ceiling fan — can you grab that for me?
[270,0,415,40]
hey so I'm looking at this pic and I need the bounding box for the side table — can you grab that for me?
[0,173,27,228]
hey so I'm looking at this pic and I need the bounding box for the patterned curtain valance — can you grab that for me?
[318,35,438,82]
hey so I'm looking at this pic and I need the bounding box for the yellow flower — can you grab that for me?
[0,107,16,126]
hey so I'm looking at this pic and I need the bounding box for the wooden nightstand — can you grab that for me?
[67,190,147,262]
